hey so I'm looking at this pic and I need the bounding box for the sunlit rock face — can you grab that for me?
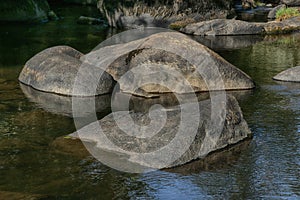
[0,0,50,22]
[97,0,235,28]
[85,32,255,97]
[273,66,300,82]
[71,94,252,171]
[18,46,115,96]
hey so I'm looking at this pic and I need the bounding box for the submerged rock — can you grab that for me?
[18,46,115,96]
[273,66,300,82]
[71,94,252,171]
[77,16,105,25]
[85,32,255,97]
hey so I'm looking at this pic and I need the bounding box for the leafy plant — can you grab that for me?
[276,7,300,21]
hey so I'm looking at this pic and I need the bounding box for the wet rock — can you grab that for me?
[273,66,300,82]
[77,16,105,25]
[181,19,265,36]
[18,46,115,96]
[281,0,300,6]
[0,0,50,23]
[71,94,252,171]
[267,4,286,19]
[85,32,255,97]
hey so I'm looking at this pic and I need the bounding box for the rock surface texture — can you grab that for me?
[72,94,252,171]
[273,66,300,82]
[18,46,115,96]
[181,16,300,35]
[97,0,235,28]
[84,32,255,97]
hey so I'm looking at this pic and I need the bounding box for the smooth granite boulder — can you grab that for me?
[84,32,255,97]
[181,19,265,36]
[18,46,115,96]
[181,16,300,36]
[70,94,252,172]
[273,66,300,82]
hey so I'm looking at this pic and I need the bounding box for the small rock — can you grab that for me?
[273,66,300,82]
[48,10,59,21]
[268,4,286,19]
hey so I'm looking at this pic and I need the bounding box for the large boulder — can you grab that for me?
[181,19,265,36]
[273,66,300,82]
[18,46,115,96]
[71,94,252,171]
[264,16,300,34]
[97,0,235,28]
[0,0,50,22]
[281,0,300,6]
[84,32,255,97]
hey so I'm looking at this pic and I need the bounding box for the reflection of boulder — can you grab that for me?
[70,95,252,172]
[273,66,300,82]
[192,35,264,51]
[85,32,255,97]
[20,83,111,117]
[166,139,252,174]
[18,46,115,96]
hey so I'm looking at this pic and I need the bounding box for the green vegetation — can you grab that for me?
[276,7,300,21]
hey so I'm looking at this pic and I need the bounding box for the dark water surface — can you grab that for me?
[0,4,299,199]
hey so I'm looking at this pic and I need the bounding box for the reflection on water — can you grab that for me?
[0,4,300,199]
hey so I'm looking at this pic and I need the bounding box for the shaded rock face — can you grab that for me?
[85,32,255,97]
[18,46,115,96]
[281,0,300,6]
[72,94,252,171]
[0,0,50,22]
[97,0,235,28]
[181,16,300,35]
[273,66,300,82]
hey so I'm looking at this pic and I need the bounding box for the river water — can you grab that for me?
[0,4,299,199]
